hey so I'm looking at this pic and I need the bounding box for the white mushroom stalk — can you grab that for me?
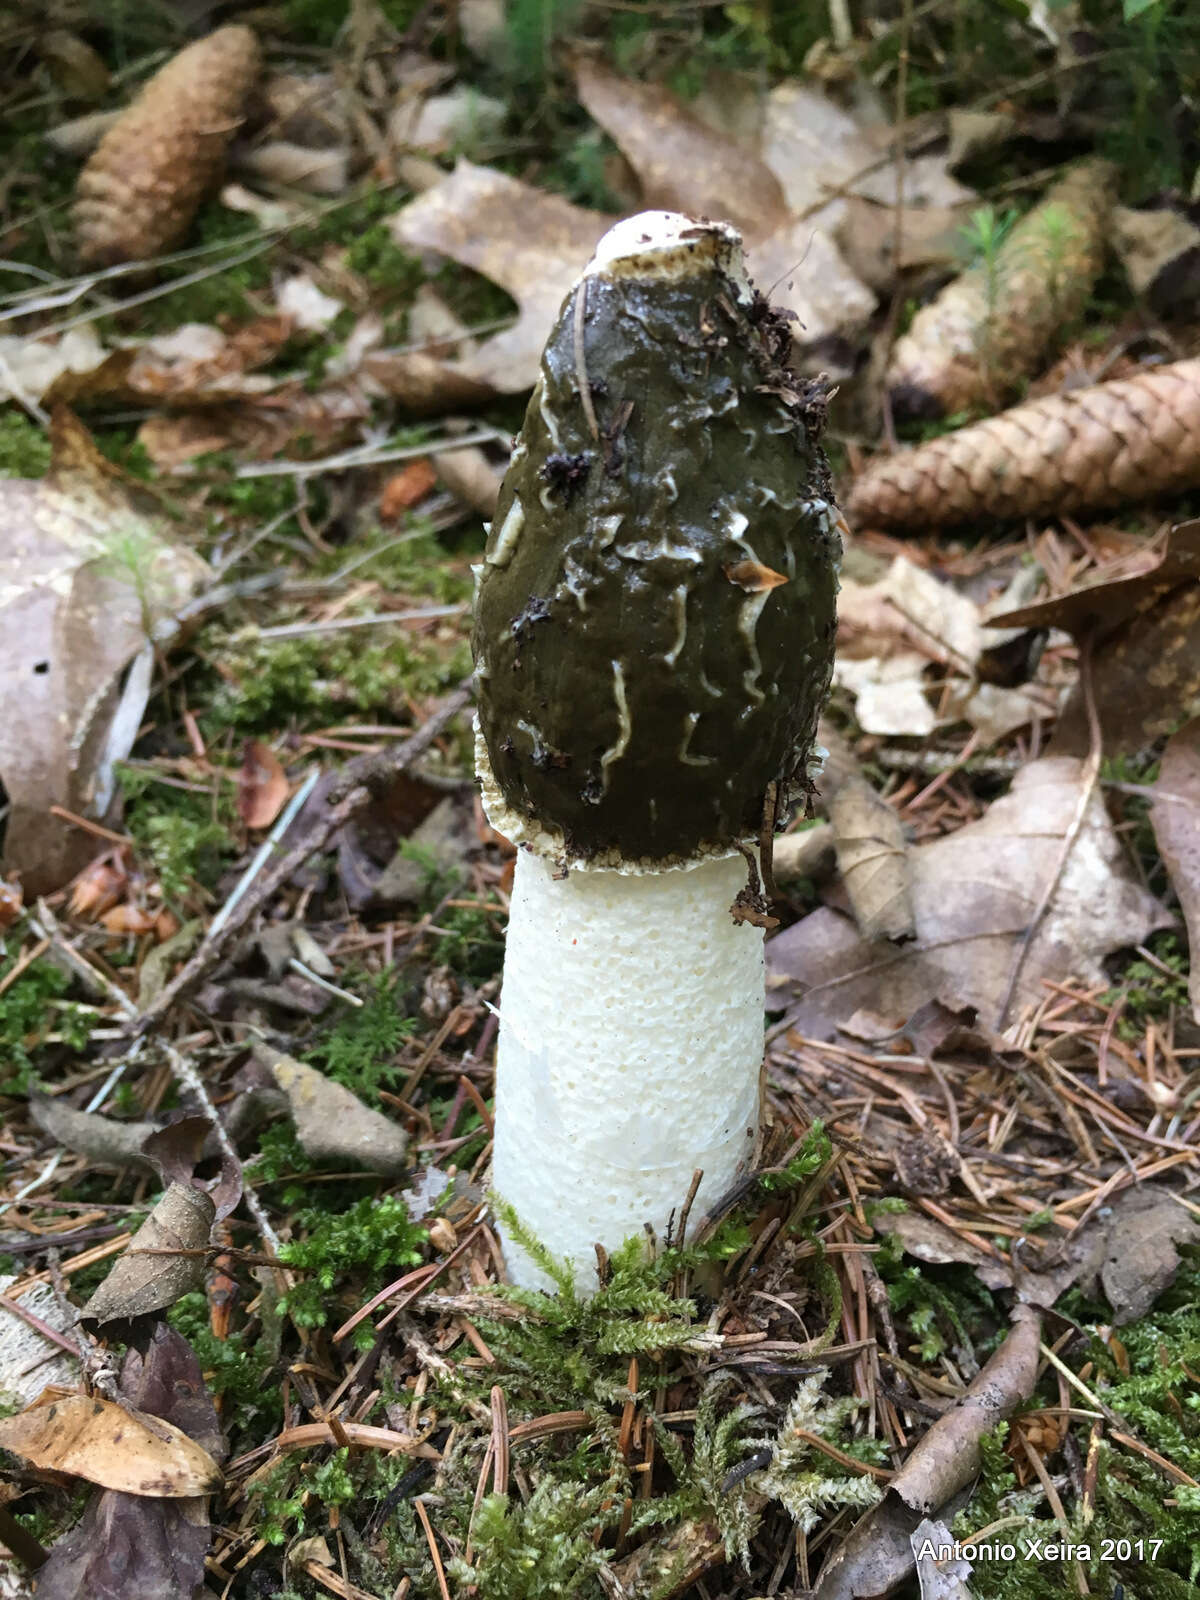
[473,211,841,1291]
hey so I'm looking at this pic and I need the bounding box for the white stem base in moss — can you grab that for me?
[492,849,764,1292]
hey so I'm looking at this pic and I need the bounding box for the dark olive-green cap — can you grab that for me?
[473,213,840,868]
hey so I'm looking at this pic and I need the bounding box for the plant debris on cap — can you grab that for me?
[73,26,261,267]
[473,213,842,868]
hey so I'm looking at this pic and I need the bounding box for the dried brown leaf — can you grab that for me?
[80,1182,213,1325]
[390,161,613,395]
[0,409,209,893]
[237,739,289,829]
[380,458,438,518]
[994,520,1200,756]
[35,1326,224,1600]
[29,1095,157,1172]
[1152,718,1200,1022]
[768,756,1169,1032]
[829,777,915,941]
[0,1393,221,1496]
[572,55,789,240]
[257,1043,409,1175]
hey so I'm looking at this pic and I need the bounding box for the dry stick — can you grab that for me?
[997,637,1102,1028]
[127,679,473,1041]
[28,902,283,1256]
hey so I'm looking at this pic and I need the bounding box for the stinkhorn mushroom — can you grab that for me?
[473,211,840,1290]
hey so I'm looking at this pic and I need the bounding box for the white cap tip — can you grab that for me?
[583,210,751,299]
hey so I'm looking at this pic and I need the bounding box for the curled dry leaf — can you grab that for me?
[80,1182,214,1325]
[768,756,1169,1033]
[828,777,915,942]
[993,519,1200,757]
[1112,204,1200,310]
[887,160,1116,419]
[29,1094,157,1172]
[380,458,438,519]
[1151,718,1200,1023]
[0,409,209,894]
[847,358,1200,533]
[0,1392,221,1497]
[74,27,261,265]
[255,1042,409,1175]
[34,1326,226,1600]
[237,740,289,829]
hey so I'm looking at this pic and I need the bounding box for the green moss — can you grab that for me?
[345,228,425,305]
[431,906,506,987]
[303,972,417,1103]
[277,1193,427,1330]
[117,768,235,905]
[167,1291,282,1444]
[0,413,52,478]
[202,618,470,740]
[0,946,87,1093]
[1105,932,1191,1037]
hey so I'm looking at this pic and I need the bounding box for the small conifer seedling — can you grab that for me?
[472,212,840,1289]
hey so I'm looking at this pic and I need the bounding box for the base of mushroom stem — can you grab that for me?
[490,846,765,1293]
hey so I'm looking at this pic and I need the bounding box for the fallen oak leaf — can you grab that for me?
[34,1324,226,1600]
[0,1392,222,1497]
[0,408,209,894]
[1151,717,1200,1023]
[768,755,1170,1033]
[389,161,613,396]
[237,739,289,829]
[992,519,1200,758]
[572,53,790,239]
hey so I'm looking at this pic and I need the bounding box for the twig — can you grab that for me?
[127,680,472,1040]
[28,901,282,1254]
[234,429,500,480]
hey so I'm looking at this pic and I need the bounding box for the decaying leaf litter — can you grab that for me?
[2,5,1200,1599]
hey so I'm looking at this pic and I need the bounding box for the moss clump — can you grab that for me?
[117,768,235,905]
[0,945,90,1092]
[168,1290,282,1444]
[203,624,470,739]
[277,1193,427,1331]
[303,973,417,1103]
[0,413,52,478]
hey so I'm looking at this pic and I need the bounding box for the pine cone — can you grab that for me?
[887,160,1116,419]
[846,359,1200,531]
[74,26,260,266]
